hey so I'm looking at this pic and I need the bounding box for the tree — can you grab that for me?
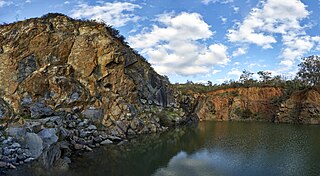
[239,70,254,84]
[296,55,320,86]
[207,81,212,86]
[257,71,272,83]
[186,80,194,84]
[106,25,127,45]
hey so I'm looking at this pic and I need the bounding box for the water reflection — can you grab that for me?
[153,150,228,176]
[154,122,320,176]
[67,124,204,176]
[7,121,320,176]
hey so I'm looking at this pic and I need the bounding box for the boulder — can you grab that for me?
[25,133,43,159]
[82,108,103,121]
[100,139,113,145]
[6,127,26,141]
[87,125,97,131]
[30,102,53,118]
[37,128,58,149]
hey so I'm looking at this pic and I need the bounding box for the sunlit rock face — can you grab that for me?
[195,87,283,122]
[195,86,320,124]
[275,86,320,124]
[0,14,194,136]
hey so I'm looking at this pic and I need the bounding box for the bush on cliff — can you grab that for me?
[157,109,181,127]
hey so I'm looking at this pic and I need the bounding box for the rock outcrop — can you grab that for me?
[276,86,320,124]
[0,14,193,134]
[0,14,195,170]
[195,87,283,122]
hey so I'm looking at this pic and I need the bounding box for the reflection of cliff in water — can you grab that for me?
[69,123,205,176]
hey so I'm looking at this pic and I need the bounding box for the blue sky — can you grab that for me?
[1,0,320,83]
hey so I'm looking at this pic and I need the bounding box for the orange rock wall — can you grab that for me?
[196,87,283,121]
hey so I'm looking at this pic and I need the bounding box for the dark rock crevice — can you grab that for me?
[17,55,38,83]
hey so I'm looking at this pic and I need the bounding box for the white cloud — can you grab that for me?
[312,36,320,50]
[248,63,266,69]
[201,0,233,5]
[0,0,12,7]
[212,69,221,74]
[129,12,230,76]
[280,33,314,67]
[219,16,227,24]
[227,0,319,69]
[70,2,141,27]
[232,47,247,57]
[228,68,242,77]
[195,44,229,65]
[232,6,239,13]
[215,77,232,84]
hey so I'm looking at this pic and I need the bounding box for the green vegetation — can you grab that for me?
[296,55,320,86]
[173,75,302,94]
[173,55,320,94]
[157,108,181,127]
[41,13,72,19]
[234,107,253,119]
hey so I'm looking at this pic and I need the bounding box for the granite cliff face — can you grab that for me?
[0,14,193,135]
[195,87,283,122]
[276,86,320,124]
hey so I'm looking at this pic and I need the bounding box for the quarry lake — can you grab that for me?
[9,121,320,176]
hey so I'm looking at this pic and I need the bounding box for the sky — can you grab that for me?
[1,0,320,84]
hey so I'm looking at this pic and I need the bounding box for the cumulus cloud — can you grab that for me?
[70,2,141,27]
[232,47,247,57]
[129,12,230,76]
[227,68,242,77]
[227,0,319,69]
[212,69,221,74]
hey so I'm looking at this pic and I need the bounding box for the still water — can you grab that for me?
[10,121,320,176]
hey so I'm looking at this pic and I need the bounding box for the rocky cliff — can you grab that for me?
[195,86,320,124]
[0,14,194,133]
[195,87,283,122]
[0,14,195,169]
[276,86,320,124]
